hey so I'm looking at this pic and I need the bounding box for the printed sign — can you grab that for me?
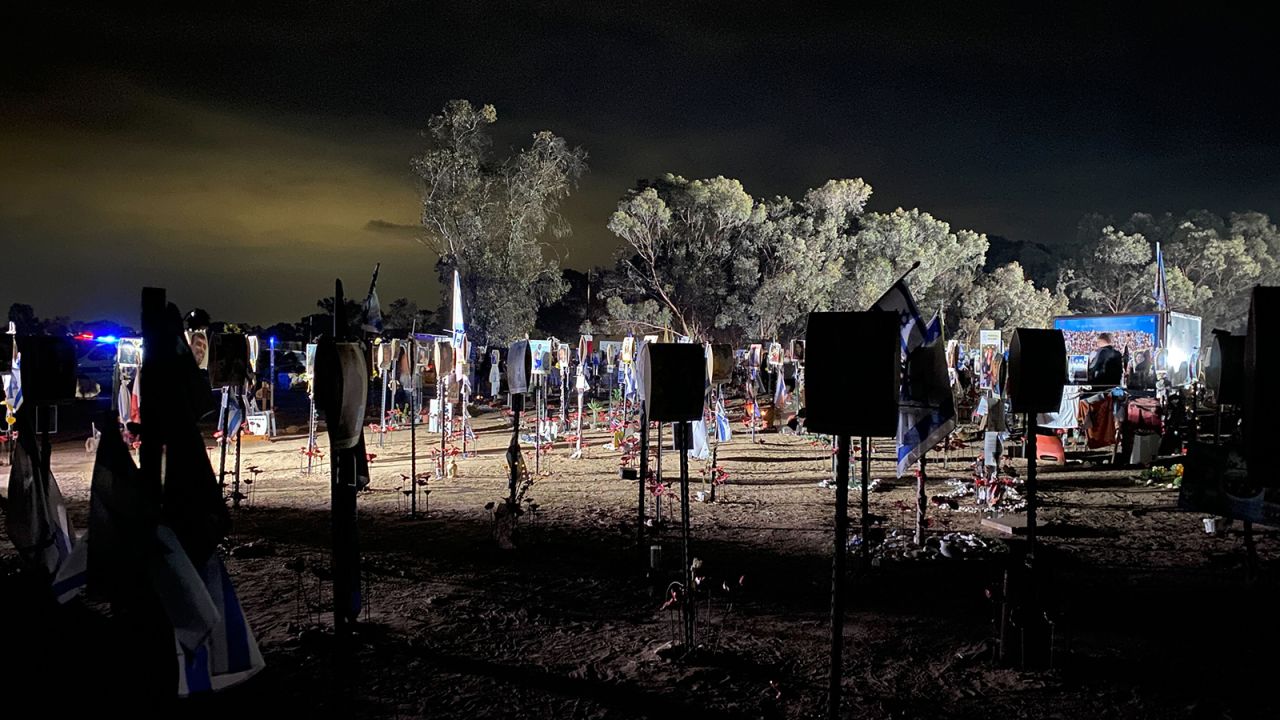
[186,330,210,370]
[979,330,1002,390]
[600,340,622,369]
[116,338,143,367]
[529,339,552,375]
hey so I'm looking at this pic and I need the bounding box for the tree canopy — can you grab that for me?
[412,100,586,346]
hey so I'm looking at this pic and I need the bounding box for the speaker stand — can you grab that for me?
[232,393,243,510]
[860,436,870,565]
[508,393,524,506]
[378,370,388,448]
[710,385,721,502]
[638,405,649,546]
[217,385,230,491]
[677,420,695,654]
[828,433,853,720]
[409,338,419,512]
[534,379,542,476]
[1025,412,1038,568]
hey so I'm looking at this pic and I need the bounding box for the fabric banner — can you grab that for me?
[451,269,466,348]
[176,555,266,696]
[361,264,383,334]
[893,315,957,476]
[870,280,955,477]
[5,409,75,578]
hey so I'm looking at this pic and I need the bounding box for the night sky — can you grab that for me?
[3,3,1276,326]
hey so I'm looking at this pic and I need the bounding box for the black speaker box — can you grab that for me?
[209,333,249,387]
[1208,331,1244,406]
[804,312,899,436]
[1244,286,1280,485]
[644,344,706,422]
[707,343,733,385]
[507,340,532,394]
[15,336,77,405]
[1007,329,1067,415]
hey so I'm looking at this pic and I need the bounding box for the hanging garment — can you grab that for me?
[1079,393,1117,449]
[1038,385,1082,429]
[489,361,501,397]
[690,418,710,460]
[5,409,75,578]
[117,379,132,426]
[1125,397,1163,435]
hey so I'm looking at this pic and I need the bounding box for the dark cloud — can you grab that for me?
[3,3,1278,324]
[364,220,423,240]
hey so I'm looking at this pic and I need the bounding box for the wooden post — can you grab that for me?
[638,405,649,542]
[1025,413,1038,568]
[534,378,542,475]
[409,336,417,516]
[232,393,243,509]
[915,456,927,547]
[860,436,870,563]
[217,386,230,489]
[509,393,523,506]
[378,370,388,448]
[327,279,361,644]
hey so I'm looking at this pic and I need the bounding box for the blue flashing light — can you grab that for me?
[269,336,277,348]
[95,335,119,344]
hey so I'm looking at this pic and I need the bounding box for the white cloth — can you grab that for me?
[1037,385,1081,429]
[1130,433,1160,465]
[690,419,710,460]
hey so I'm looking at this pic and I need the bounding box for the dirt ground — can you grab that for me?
[3,403,1278,719]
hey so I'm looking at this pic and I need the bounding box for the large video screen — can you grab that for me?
[1052,313,1159,356]
[1165,312,1202,387]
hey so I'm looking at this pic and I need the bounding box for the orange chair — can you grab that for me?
[1033,432,1065,463]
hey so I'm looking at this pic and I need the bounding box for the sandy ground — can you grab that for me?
[3,403,1278,719]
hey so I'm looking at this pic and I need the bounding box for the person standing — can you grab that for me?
[1087,333,1123,387]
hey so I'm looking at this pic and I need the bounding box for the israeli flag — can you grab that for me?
[6,353,22,413]
[715,406,732,442]
[870,278,927,355]
[361,263,384,334]
[893,314,957,477]
[6,411,75,580]
[451,269,466,348]
[52,534,88,603]
[176,555,266,695]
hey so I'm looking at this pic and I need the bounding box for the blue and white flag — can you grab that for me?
[6,410,75,580]
[176,554,266,696]
[893,314,957,477]
[773,367,788,411]
[451,269,466,351]
[715,402,733,442]
[869,278,954,477]
[1153,241,1168,311]
[870,278,928,355]
[5,352,22,414]
[360,263,383,334]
